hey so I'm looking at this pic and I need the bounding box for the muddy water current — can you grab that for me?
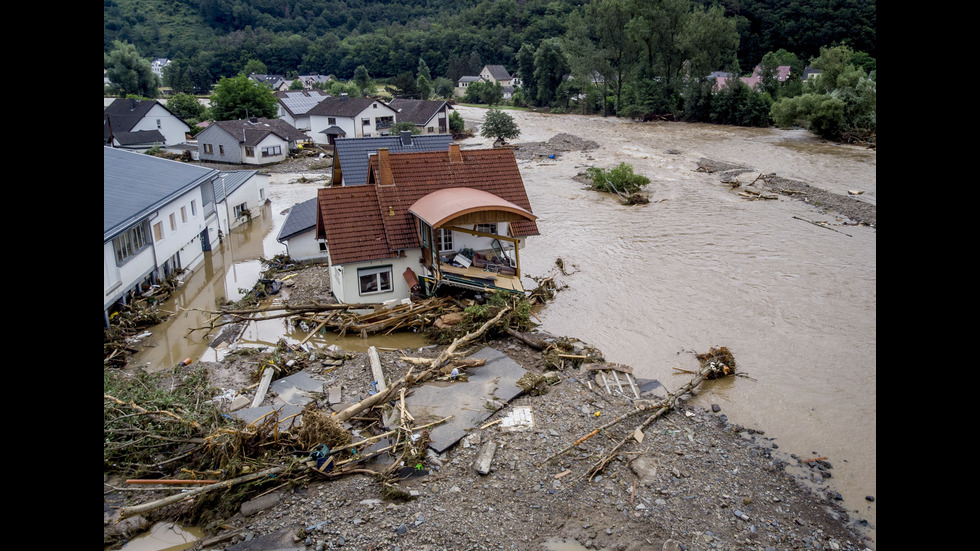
[128,108,875,533]
[460,107,876,529]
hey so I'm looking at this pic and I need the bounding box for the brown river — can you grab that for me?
[129,106,876,533]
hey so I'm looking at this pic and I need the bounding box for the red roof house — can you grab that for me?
[316,145,538,302]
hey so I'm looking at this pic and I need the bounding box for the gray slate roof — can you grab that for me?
[334,133,454,186]
[212,170,259,203]
[211,118,307,146]
[276,197,318,242]
[104,98,182,142]
[388,99,450,126]
[484,65,512,81]
[104,147,217,241]
[458,76,481,84]
[276,90,331,117]
[112,130,166,146]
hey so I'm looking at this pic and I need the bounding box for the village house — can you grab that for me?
[306,97,399,145]
[714,65,792,91]
[316,145,538,303]
[388,99,452,134]
[454,76,481,98]
[332,132,453,186]
[276,89,331,134]
[104,148,269,325]
[248,73,291,91]
[276,198,327,262]
[104,148,220,324]
[197,117,307,165]
[104,98,190,148]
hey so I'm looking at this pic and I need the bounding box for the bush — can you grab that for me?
[585,163,650,195]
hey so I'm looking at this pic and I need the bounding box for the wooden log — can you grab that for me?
[251,367,275,408]
[117,466,288,519]
[368,346,387,394]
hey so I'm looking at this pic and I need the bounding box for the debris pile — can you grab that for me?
[512,133,599,160]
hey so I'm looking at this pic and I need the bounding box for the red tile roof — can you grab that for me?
[317,146,538,265]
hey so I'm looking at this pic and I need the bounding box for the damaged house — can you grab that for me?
[316,145,538,303]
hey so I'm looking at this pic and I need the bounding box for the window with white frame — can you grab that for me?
[169,213,177,231]
[475,223,498,235]
[233,203,248,218]
[153,221,164,241]
[261,145,282,157]
[113,223,148,264]
[358,266,393,295]
[328,117,336,125]
[436,228,453,252]
[203,144,213,154]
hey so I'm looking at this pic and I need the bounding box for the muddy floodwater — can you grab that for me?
[129,107,875,534]
[459,106,876,529]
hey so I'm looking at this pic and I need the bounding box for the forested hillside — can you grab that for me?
[104,0,875,84]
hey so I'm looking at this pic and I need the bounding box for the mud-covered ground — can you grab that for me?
[105,263,874,551]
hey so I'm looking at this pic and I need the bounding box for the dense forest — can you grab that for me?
[105,0,875,139]
[104,0,875,84]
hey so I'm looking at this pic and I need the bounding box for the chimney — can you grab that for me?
[449,143,462,163]
[400,131,412,146]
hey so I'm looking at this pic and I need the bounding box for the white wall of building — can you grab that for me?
[331,254,416,304]
[129,103,189,145]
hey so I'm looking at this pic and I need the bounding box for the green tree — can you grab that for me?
[480,109,520,142]
[449,110,465,133]
[416,58,432,100]
[353,65,373,95]
[533,39,568,107]
[243,59,268,76]
[516,43,538,107]
[481,81,504,106]
[289,78,305,90]
[166,93,206,122]
[105,40,159,98]
[209,74,279,120]
[434,77,455,98]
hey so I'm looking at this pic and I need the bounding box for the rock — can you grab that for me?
[630,455,659,486]
[711,403,721,413]
[865,495,875,502]
[396,523,407,535]
[474,440,496,475]
[240,492,282,516]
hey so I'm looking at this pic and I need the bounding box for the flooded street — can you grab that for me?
[129,107,875,531]
[457,106,876,528]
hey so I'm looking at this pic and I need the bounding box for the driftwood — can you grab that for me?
[333,307,511,424]
[792,215,853,237]
[586,368,711,479]
[117,465,288,519]
[506,328,549,350]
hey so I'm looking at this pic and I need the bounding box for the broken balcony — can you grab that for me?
[409,187,536,295]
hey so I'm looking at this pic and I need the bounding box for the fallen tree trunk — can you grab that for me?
[116,465,288,519]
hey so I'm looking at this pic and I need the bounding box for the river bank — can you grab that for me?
[105,289,874,550]
[107,108,875,549]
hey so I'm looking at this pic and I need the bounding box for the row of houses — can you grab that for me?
[103,147,269,325]
[104,93,454,166]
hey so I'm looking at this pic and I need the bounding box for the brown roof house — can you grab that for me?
[197,117,307,165]
[316,145,538,303]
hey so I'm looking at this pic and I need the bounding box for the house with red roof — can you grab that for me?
[316,145,538,303]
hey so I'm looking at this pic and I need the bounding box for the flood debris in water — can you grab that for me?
[104,273,182,368]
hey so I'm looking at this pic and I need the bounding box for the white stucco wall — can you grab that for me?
[331,255,417,304]
[283,228,329,262]
[148,187,208,275]
[225,173,269,229]
[130,103,190,145]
